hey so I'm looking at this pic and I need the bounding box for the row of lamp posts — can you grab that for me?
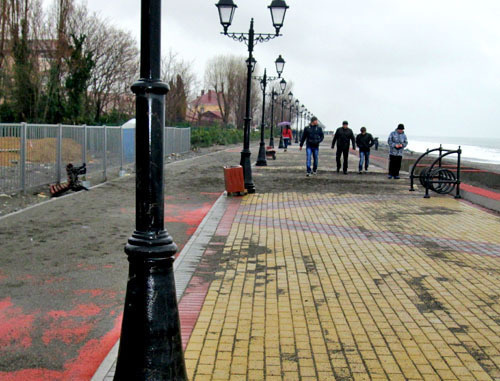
[215,0,289,192]
[114,0,290,379]
[254,57,287,167]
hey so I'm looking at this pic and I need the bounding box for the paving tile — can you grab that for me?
[176,187,500,380]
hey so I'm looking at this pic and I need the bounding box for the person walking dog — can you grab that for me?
[387,124,408,179]
[299,117,324,176]
[332,121,355,174]
[356,127,374,173]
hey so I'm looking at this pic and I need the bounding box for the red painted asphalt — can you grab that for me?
[0,192,221,381]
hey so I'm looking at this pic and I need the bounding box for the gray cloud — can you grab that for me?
[79,0,500,138]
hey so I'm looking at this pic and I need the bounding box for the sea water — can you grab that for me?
[406,136,500,165]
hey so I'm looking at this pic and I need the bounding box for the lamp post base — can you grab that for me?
[269,137,274,148]
[240,150,256,193]
[278,137,284,148]
[256,141,267,166]
[115,234,187,380]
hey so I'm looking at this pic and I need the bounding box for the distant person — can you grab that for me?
[299,116,324,176]
[387,124,408,179]
[282,125,293,151]
[356,127,374,174]
[331,121,356,174]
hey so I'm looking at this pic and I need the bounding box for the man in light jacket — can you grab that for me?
[387,124,408,179]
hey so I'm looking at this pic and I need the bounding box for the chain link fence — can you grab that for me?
[0,122,191,194]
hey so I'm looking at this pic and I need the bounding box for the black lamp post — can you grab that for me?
[278,96,287,149]
[268,89,277,148]
[288,92,294,144]
[216,0,289,192]
[294,99,300,143]
[300,105,305,139]
[254,57,285,165]
[114,0,187,379]
[269,78,286,148]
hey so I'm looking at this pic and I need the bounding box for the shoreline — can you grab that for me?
[376,143,500,175]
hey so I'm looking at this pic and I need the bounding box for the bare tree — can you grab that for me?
[68,6,138,122]
[204,55,245,126]
[161,49,198,124]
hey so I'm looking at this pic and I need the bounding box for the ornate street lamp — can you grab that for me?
[215,0,289,193]
[275,55,285,78]
[246,57,257,73]
[279,78,287,93]
[269,0,289,34]
[114,0,187,379]
[216,0,237,34]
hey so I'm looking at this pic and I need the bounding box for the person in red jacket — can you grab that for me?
[282,125,293,151]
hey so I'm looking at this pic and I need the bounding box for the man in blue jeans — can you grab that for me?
[299,117,324,176]
[355,127,374,174]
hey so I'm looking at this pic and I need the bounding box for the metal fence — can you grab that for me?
[0,123,191,194]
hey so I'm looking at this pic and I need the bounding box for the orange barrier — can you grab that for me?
[224,166,245,193]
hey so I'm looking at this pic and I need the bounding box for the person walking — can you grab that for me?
[331,121,355,174]
[356,127,374,174]
[299,116,324,176]
[387,123,408,179]
[282,125,293,152]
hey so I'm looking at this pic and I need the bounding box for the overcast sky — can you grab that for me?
[78,0,500,138]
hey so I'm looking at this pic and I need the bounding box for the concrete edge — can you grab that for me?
[460,188,500,213]
[174,192,225,273]
[90,340,120,381]
[91,192,230,381]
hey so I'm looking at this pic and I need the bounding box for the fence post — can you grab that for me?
[82,124,87,165]
[103,125,107,181]
[164,126,167,160]
[20,123,27,192]
[56,123,62,184]
[188,127,191,152]
[119,125,125,176]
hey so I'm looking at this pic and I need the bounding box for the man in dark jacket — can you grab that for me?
[355,127,374,174]
[299,117,324,176]
[331,121,355,174]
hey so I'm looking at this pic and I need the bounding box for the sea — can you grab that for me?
[404,136,500,166]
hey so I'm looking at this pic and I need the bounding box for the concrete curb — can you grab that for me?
[460,183,500,213]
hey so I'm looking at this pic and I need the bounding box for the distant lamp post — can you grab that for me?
[288,92,294,143]
[215,0,289,193]
[272,78,286,148]
[114,0,187,379]
[278,98,286,149]
[254,57,285,165]
[275,55,285,77]
[246,56,257,73]
[294,99,300,143]
[300,104,305,140]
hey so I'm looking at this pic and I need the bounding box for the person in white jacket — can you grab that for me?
[387,124,408,179]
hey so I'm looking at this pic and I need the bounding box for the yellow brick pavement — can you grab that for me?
[184,192,500,380]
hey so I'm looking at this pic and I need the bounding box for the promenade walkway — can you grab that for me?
[99,142,500,380]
